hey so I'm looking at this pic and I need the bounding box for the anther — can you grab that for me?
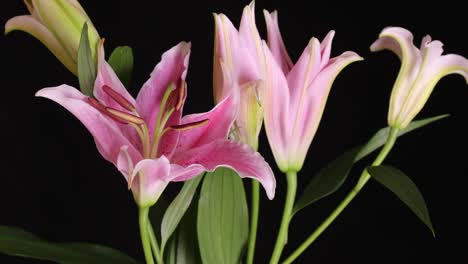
[102,85,135,111]
[106,108,145,125]
[169,119,209,131]
[176,81,186,111]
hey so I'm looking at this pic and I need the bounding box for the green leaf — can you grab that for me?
[77,23,97,96]
[161,174,204,252]
[367,165,435,236]
[165,201,202,264]
[356,114,449,161]
[293,147,361,216]
[108,46,134,87]
[293,114,448,217]
[0,225,139,264]
[197,168,249,264]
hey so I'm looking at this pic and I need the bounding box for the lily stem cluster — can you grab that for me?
[282,127,399,264]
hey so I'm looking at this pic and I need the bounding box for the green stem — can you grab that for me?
[147,221,163,264]
[247,180,260,264]
[270,171,298,264]
[139,207,155,264]
[282,128,399,264]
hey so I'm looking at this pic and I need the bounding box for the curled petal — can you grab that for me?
[117,145,134,187]
[169,164,206,182]
[131,157,171,207]
[172,139,276,200]
[370,27,423,124]
[399,53,468,127]
[263,10,293,74]
[5,15,77,74]
[36,85,142,165]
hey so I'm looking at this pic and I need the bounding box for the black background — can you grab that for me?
[1,1,467,263]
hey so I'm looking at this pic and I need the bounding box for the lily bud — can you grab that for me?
[5,0,100,75]
[213,3,265,151]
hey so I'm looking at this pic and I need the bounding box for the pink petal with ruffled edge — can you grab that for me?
[36,85,142,165]
[131,157,171,207]
[172,139,275,199]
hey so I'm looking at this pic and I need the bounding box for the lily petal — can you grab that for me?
[5,15,77,74]
[320,30,335,68]
[94,43,136,110]
[131,157,171,207]
[36,85,142,165]
[214,14,259,96]
[287,38,321,116]
[172,139,276,199]
[169,164,205,182]
[239,2,265,78]
[117,145,134,186]
[175,94,235,152]
[93,43,142,151]
[399,52,468,127]
[261,41,290,171]
[136,42,191,134]
[263,10,293,74]
[289,51,363,170]
[370,27,422,123]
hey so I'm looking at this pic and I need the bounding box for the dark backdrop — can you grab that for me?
[1,1,467,263]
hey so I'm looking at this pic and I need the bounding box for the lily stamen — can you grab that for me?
[102,85,136,111]
[160,118,210,138]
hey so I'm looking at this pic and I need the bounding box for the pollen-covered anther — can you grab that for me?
[102,85,136,111]
[106,108,145,125]
[176,81,186,111]
[169,119,209,131]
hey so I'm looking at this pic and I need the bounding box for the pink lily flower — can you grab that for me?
[371,27,468,128]
[262,11,363,172]
[213,3,265,150]
[36,41,275,207]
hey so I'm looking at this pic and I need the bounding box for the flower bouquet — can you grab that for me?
[1,1,467,263]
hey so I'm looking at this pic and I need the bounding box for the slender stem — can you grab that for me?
[282,128,399,264]
[247,180,260,264]
[270,171,298,264]
[147,221,164,264]
[139,207,155,264]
